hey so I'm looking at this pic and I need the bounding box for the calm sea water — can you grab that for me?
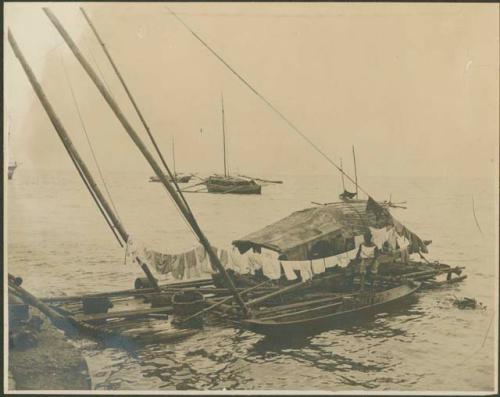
[7,168,497,392]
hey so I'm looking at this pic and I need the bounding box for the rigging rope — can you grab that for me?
[58,49,123,224]
[84,35,117,102]
[79,7,200,243]
[165,5,371,199]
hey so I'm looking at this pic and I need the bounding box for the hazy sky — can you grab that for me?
[4,3,499,181]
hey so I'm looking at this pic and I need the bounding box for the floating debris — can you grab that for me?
[453,296,486,310]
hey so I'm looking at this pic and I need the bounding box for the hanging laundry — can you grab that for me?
[369,226,388,249]
[396,234,410,250]
[298,261,313,281]
[171,254,185,280]
[184,249,200,279]
[195,245,212,274]
[261,251,281,280]
[346,247,358,260]
[281,261,298,280]
[354,235,364,248]
[386,226,398,251]
[228,247,250,274]
[311,258,326,275]
[324,254,339,268]
[248,252,263,274]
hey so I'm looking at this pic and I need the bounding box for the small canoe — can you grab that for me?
[241,281,420,336]
[149,174,192,183]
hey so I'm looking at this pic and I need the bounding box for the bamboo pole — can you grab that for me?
[7,29,159,292]
[80,7,193,216]
[44,8,248,315]
[352,145,358,198]
[340,158,345,191]
[78,7,193,216]
[221,93,228,177]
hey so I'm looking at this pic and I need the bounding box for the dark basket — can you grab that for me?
[82,296,113,314]
[172,291,205,316]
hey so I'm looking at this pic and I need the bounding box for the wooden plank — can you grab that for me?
[74,306,173,323]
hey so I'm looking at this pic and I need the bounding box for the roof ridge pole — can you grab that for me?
[7,29,161,291]
[44,8,248,314]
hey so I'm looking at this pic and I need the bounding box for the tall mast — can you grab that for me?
[79,7,191,214]
[340,157,345,191]
[172,137,176,176]
[45,8,248,314]
[221,92,228,177]
[7,30,162,290]
[352,145,358,198]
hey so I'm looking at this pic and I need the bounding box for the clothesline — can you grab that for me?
[125,223,414,282]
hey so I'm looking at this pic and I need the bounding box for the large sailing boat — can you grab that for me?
[149,138,192,183]
[204,94,261,195]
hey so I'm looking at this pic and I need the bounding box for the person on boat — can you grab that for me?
[354,231,380,291]
[396,230,410,265]
[385,225,398,253]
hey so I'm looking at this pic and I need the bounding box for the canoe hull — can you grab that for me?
[149,175,192,183]
[241,282,420,336]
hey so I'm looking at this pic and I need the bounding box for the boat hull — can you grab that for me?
[241,282,420,336]
[206,182,262,195]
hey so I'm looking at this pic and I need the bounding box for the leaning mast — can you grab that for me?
[45,8,249,314]
[7,29,160,291]
[221,93,228,178]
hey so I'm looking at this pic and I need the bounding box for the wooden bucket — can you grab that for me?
[82,296,113,314]
[172,291,205,328]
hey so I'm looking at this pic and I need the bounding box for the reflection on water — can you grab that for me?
[7,171,496,391]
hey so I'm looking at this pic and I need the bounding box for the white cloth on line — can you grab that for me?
[354,235,365,248]
[396,234,410,250]
[281,261,298,280]
[298,261,313,281]
[261,252,282,280]
[311,258,326,274]
[370,226,388,249]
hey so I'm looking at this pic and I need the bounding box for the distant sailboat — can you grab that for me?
[204,94,261,195]
[8,161,18,180]
[149,138,192,183]
[7,117,18,180]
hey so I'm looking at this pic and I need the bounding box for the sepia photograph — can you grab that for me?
[4,2,499,394]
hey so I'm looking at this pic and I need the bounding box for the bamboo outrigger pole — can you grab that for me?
[7,29,160,292]
[79,7,193,216]
[44,8,249,315]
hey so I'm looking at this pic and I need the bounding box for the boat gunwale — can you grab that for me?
[242,282,420,327]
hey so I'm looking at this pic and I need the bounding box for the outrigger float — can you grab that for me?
[7,7,467,348]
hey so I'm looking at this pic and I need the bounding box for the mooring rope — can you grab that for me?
[164,5,372,199]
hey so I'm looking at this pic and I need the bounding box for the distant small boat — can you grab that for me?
[205,174,261,194]
[203,93,262,195]
[149,174,192,183]
[8,161,18,180]
[149,138,192,183]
